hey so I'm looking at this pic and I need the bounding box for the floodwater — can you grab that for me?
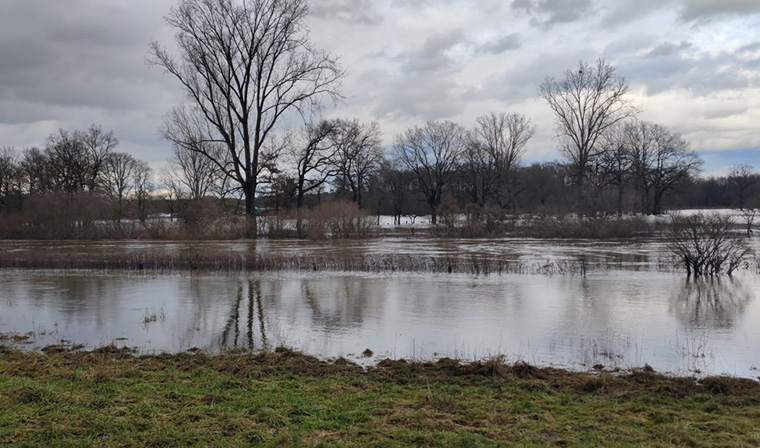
[1,238,759,379]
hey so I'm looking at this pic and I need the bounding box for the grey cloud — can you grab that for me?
[511,0,595,28]
[311,0,383,25]
[647,41,693,57]
[0,0,179,162]
[478,50,587,103]
[602,34,657,56]
[397,29,467,75]
[618,42,758,95]
[0,0,175,112]
[702,102,749,120]
[476,33,521,55]
[352,69,465,122]
[391,0,456,11]
[598,0,676,28]
[681,0,760,21]
[739,42,760,53]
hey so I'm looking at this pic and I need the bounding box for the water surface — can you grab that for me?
[1,239,759,379]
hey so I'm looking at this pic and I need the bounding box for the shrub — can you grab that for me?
[520,214,655,239]
[261,201,375,239]
[669,213,752,277]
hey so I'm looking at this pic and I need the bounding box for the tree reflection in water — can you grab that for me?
[670,278,754,329]
[220,280,268,351]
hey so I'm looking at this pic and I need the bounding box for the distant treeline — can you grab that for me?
[0,120,757,239]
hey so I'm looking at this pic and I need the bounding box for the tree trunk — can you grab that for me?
[244,184,255,216]
[617,185,624,217]
[243,182,257,238]
[576,164,585,217]
[653,191,662,216]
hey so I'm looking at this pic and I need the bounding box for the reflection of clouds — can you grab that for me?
[670,278,754,329]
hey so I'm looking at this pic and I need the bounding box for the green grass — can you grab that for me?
[1,346,759,447]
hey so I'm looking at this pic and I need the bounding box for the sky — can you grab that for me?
[0,0,759,176]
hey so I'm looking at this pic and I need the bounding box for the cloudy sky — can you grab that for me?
[1,0,759,176]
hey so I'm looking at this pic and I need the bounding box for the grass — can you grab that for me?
[1,346,759,447]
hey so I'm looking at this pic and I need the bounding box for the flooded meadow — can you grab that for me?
[1,238,759,379]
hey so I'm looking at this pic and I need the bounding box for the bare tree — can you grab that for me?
[648,129,701,215]
[598,122,633,216]
[467,112,535,209]
[628,121,702,215]
[0,147,20,212]
[333,119,383,208]
[167,142,226,201]
[379,157,412,225]
[102,152,137,223]
[540,59,636,215]
[288,119,339,209]
[25,126,118,195]
[625,120,656,214]
[394,121,467,224]
[76,125,118,191]
[159,167,188,222]
[45,130,92,194]
[728,164,757,210]
[149,0,343,220]
[133,161,154,223]
[19,147,49,195]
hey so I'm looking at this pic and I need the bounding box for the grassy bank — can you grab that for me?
[1,347,759,447]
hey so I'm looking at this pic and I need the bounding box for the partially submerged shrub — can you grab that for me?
[433,205,517,238]
[262,201,375,239]
[520,214,655,239]
[669,213,752,277]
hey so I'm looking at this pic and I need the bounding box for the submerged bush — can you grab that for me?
[261,201,376,239]
[520,214,655,239]
[669,213,752,277]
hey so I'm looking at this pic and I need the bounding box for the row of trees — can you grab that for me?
[0,126,153,222]
[146,0,716,225]
[0,121,754,237]
[0,115,711,228]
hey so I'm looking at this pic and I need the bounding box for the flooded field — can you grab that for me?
[1,238,759,378]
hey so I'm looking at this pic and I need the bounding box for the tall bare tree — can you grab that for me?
[133,161,154,223]
[288,119,339,209]
[648,128,701,215]
[627,121,701,215]
[394,121,467,224]
[333,119,383,208]
[598,122,633,216]
[77,125,118,191]
[19,148,49,195]
[540,59,636,215]
[102,152,137,223]
[149,0,343,220]
[462,112,535,209]
[45,130,92,194]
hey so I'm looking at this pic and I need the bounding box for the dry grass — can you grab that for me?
[0,248,591,276]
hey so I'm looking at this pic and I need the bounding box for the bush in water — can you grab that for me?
[669,213,752,277]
